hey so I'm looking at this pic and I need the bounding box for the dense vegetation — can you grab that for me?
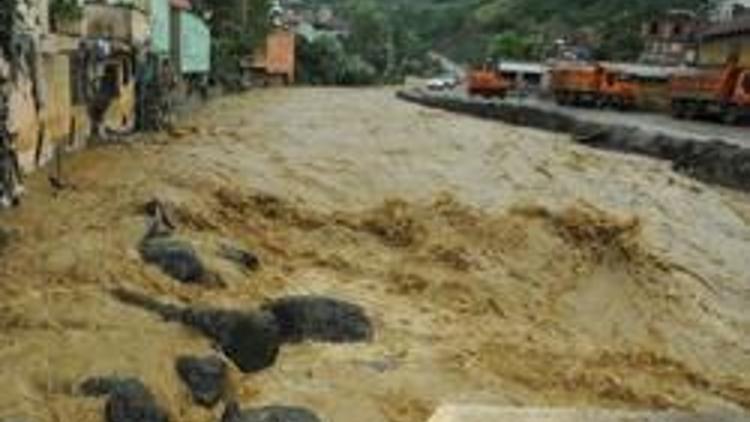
[300,0,713,82]
[193,0,272,86]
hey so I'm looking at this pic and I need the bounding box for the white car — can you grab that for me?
[427,76,459,91]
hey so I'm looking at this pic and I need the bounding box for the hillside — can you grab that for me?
[307,0,711,61]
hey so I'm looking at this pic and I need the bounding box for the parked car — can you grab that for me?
[427,75,460,91]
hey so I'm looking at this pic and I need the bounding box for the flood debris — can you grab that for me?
[221,402,322,422]
[220,244,261,272]
[80,376,170,422]
[176,355,228,407]
[112,289,281,373]
[264,296,374,344]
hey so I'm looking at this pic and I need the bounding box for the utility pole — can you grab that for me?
[240,0,248,29]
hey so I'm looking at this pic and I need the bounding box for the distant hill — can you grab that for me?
[302,0,711,61]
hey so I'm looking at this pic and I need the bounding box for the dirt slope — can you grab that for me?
[0,88,748,422]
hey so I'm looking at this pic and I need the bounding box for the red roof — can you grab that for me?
[170,0,191,10]
[701,16,750,40]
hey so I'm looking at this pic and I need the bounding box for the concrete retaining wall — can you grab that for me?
[397,90,750,193]
[428,406,748,422]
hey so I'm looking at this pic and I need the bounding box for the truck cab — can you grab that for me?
[600,69,638,109]
[724,68,750,123]
[733,69,750,107]
[467,63,510,99]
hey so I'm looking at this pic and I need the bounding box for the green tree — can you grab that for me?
[196,0,271,83]
[487,32,536,60]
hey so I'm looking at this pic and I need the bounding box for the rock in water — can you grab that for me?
[80,377,170,422]
[113,289,281,373]
[178,308,281,372]
[176,355,228,407]
[139,236,207,283]
[218,311,281,373]
[264,296,373,344]
[222,402,322,422]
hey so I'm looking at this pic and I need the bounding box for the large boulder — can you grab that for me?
[139,236,208,284]
[112,289,281,373]
[264,296,373,344]
[178,308,282,373]
[176,355,228,407]
[221,402,321,422]
[80,377,170,422]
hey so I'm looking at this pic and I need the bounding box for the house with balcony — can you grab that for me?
[640,10,702,66]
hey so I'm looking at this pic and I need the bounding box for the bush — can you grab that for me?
[338,55,377,86]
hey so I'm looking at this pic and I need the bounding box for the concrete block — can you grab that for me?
[427,406,749,422]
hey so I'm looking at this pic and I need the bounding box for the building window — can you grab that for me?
[649,22,659,36]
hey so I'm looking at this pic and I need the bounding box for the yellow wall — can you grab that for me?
[102,57,136,131]
[8,74,41,170]
[43,54,73,142]
[9,50,135,172]
[10,53,94,172]
[699,35,750,66]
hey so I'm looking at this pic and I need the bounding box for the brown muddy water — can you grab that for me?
[0,88,748,421]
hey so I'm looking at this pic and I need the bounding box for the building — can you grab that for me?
[698,15,750,66]
[713,0,750,22]
[497,61,549,92]
[640,10,701,65]
[241,1,296,86]
[0,0,212,206]
[246,29,296,85]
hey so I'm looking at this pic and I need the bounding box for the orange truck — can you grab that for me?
[550,62,637,109]
[467,64,510,98]
[669,59,750,124]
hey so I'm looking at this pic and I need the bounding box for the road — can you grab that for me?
[0,88,749,421]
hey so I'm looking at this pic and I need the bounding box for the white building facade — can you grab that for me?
[713,0,750,21]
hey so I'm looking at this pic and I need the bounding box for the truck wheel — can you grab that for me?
[683,102,698,120]
[671,101,684,119]
[722,107,740,125]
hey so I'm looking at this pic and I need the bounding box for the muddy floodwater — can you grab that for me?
[0,88,749,421]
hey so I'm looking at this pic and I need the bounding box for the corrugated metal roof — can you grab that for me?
[701,15,750,39]
[498,61,548,74]
[601,62,679,79]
